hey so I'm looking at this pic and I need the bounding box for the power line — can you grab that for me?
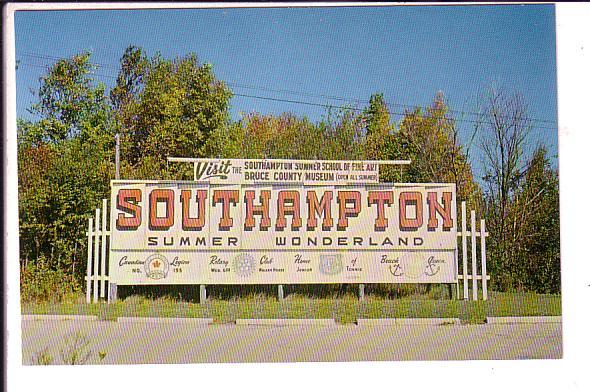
[19,52,559,126]
[232,92,558,131]
[228,81,558,125]
[234,92,402,115]
[20,52,121,71]
[18,61,118,80]
[17,58,559,131]
[18,52,558,126]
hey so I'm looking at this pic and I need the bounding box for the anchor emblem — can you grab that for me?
[424,259,441,276]
[388,264,403,277]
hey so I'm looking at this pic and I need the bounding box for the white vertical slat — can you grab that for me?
[471,210,478,300]
[93,208,100,303]
[461,201,468,300]
[455,248,460,299]
[86,218,93,304]
[481,219,488,301]
[101,199,107,298]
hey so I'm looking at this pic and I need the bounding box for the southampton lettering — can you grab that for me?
[115,188,454,233]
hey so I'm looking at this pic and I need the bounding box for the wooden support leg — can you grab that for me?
[278,284,284,301]
[108,283,118,304]
[200,284,207,304]
[359,284,365,301]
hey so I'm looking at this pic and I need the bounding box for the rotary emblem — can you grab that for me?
[144,254,169,279]
[233,253,256,277]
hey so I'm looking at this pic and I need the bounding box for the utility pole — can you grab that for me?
[115,133,120,180]
[109,133,121,303]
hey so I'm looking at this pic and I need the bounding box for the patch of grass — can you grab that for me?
[97,303,119,321]
[486,291,561,316]
[22,290,561,324]
[32,347,54,365]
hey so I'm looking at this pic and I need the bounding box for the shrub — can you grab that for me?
[20,259,82,303]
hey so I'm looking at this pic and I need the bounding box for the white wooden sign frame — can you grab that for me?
[84,159,489,302]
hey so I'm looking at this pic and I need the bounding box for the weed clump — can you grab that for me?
[59,331,92,365]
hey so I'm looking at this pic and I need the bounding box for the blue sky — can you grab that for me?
[15,5,558,177]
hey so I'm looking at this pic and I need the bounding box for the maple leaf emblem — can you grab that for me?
[145,254,168,280]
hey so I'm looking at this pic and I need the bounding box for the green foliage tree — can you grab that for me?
[19,51,110,145]
[478,88,560,293]
[110,46,149,112]
[499,147,560,293]
[517,147,560,293]
[18,52,114,296]
[361,93,403,183]
[18,47,235,299]
[111,46,232,179]
[363,93,392,137]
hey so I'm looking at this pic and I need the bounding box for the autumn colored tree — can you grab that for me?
[204,112,318,159]
[396,93,480,209]
[204,107,365,161]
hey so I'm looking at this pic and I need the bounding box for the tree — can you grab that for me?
[478,88,534,291]
[396,93,480,208]
[111,47,233,179]
[511,147,560,293]
[204,108,364,161]
[315,107,365,160]
[110,46,149,112]
[363,93,392,137]
[361,93,404,183]
[19,51,110,145]
[18,51,114,282]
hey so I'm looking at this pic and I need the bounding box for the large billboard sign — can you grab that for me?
[109,160,457,285]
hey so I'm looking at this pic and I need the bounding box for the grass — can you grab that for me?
[22,290,561,324]
[32,347,54,365]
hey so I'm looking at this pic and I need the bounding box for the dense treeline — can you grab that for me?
[17,47,560,301]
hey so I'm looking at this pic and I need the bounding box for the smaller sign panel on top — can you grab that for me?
[168,158,409,185]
